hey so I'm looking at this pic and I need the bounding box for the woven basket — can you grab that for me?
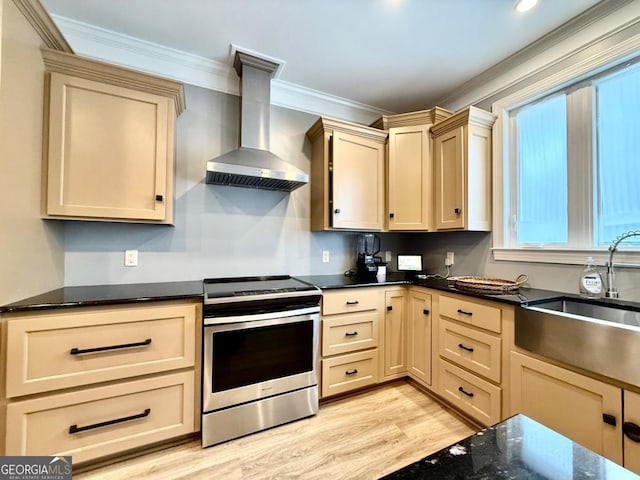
[448,274,528,293]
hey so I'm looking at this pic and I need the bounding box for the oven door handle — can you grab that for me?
[204,306,320,326]
[205,309,319,332]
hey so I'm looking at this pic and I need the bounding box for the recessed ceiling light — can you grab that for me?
[514,0,538,13]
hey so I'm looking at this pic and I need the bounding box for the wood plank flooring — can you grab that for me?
[75,380,477,480]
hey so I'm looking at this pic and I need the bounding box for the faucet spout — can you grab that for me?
[605,230,640,299]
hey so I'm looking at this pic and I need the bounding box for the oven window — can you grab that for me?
[211,320,314,392]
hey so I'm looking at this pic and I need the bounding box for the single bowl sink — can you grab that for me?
[516,297,640,385]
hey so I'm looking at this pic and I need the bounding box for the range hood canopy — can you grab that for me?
[206,50,309,192]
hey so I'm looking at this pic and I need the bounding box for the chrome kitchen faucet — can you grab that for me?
[605,230,640,298]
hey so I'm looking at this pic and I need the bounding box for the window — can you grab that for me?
[497,58,640,263]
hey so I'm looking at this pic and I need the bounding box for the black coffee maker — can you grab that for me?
[356,234,381,279]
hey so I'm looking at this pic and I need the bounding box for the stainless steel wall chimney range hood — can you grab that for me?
[206,51,309,192]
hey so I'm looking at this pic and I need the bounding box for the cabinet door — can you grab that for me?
[383,290,406,378]
[434,126,464,230]
[46,72,172,222]
[331,130,384,230]
[511,351,622,464]
[406,290,432,385]
[387,126,432,231]
[624,390,640,474]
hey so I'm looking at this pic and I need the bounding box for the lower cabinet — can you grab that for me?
[510,351,623,464]
[624,390,640,474]
[406,288,432,386]
[383,289,407,379]
[321,349,379,398]
[2,300,200,463]
[5,372,194,464]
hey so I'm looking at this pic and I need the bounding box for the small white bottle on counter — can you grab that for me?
[579,256,603,298]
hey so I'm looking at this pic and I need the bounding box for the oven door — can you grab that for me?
[202,307,319,413]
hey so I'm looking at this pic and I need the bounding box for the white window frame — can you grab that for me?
[492,33,640,266]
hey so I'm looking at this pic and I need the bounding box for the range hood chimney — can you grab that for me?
[206,51,309,192]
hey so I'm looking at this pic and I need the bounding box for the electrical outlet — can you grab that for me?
[322,250,330,263]
[445,251,455,267]
[125,249,138,267]
[384,251,392,262]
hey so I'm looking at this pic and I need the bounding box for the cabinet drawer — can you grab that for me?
[322,288,379,315]
[322,311,378,356]
[439,295,501,333]
[438,359,501,426]
[5,371,195,464]
[321,349,379,398]
[6,301,197,397]
[439,319,501,383]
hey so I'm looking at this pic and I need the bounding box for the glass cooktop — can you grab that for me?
[203,275,318,299]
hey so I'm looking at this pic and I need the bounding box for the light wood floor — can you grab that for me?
[76,380,477,480]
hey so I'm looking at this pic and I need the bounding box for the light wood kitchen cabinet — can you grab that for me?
[372,108,452,231]
[510,351,623,464]
[406,288,432,386]
[320,288,381,398]
[41,49,185,224]
[3,299,200,463]
[431,106,496,231]
[623,390,640,474]
[383,289,406,379]
[434,292,511,426]
[306,117,387,231]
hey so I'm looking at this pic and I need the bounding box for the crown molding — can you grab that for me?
[50,14,393,124]
[437,0,639,110]
[12,0,72,52]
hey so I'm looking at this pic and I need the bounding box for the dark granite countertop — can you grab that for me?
[0,280,204,313]
[381,414,639,479]
[296,274,564,306]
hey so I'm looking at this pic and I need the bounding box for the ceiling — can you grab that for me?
[40,0,603,114]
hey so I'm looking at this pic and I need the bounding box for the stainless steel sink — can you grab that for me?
[516,297,640,386]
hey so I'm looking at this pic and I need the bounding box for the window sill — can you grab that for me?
[492,248,640,267]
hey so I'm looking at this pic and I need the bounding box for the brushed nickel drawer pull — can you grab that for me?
[345,331,358,337]
[345,369,358,376]
[458,386,474,398]
[458,343,474,353]
[70,338,152,355]
[346,300,359,305]
[457,309,473,316]
[69,408,151,434]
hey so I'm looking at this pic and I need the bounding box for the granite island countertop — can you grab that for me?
[381,414,640,479]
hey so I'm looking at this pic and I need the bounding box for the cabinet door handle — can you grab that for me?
[389,213,395,218]
[69,408,151,434]
[623,422,640,442]
[454,208,461,214]
[602,413,617,426]
[345,331,358,337]
[345,369,358,376]
[423,309,430,315]
[458,343,474,353]
[457,309,473,316]
[155,194,164,202]
[70,338,152,355]
[346,300,359,305]
[334,208,341,214]
[387,306,393,311]
[458,386,474,398]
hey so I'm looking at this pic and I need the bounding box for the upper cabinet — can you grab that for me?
[41,49,185,224]
[372,108,452,231]
[306,117,387,231]
[431,106,496,231]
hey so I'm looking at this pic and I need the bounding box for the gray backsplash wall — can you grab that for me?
[63,85,407,285]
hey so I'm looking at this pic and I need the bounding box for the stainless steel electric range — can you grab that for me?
[201,275,322,447]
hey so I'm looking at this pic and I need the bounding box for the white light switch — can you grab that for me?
[125,249,138,266]
[322,250,330,263]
